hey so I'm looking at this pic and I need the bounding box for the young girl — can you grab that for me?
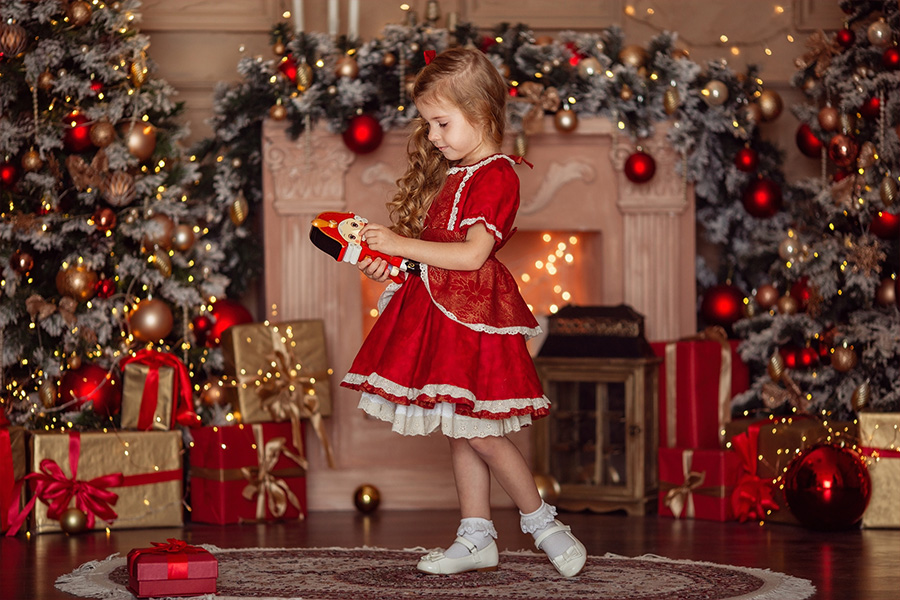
[341,47,586,578]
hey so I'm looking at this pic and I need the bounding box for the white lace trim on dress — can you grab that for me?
[446,154,515,231]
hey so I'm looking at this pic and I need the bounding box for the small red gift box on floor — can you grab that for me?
[127,539,217,598]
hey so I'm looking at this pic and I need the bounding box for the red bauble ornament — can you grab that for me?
[734,147,759,172]
[742,178,782,218]
[795,123,823,157]
[870,211,900,239]
[835,28,855,49]
[64,111,93,153]
[192,314,214,346]
[827,134,858,168]
[701,284,745,327]
[0,161,19,188]
[278,55,298,82]
[784,444,871,530]
[779,344,800,369]
[95,278,116,299]
[343,114,384,154]
[623,150,656,183]
[832,169,852,182]
[59,363,121,417]
[860,96,880,119]
[798,345,820,368]
[790,277,811,310]
[883,48,900,70]
[90,80,103,94]
[207,299,253,347]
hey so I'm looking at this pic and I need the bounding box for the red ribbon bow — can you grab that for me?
[128,538,208,579]
[120,349,200,429]
[729,424,779,522]
[423,50,436,65]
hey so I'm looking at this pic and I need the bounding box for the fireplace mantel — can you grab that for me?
[261,117,695,510]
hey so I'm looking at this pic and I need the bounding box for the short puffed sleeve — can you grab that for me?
[455,160,520,243]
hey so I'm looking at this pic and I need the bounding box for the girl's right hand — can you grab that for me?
[358,256,392,283]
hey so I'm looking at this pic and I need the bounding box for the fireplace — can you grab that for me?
[261,117,695,510]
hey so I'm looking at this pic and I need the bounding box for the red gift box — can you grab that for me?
[658,447,742,521]
[650,335,749,449]
[127,539,217,598]
[120,349,201,430]
[1,428,27,534]
[189,422,307,524]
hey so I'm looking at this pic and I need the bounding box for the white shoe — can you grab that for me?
[416,537,500,575]
[534,520,587,577]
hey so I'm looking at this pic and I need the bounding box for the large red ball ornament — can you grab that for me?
[784,444,871,530]
[742,178,782,218]
[883,48,900,70]
[701,284,745,327]
[624,150,656,183]
[207,299,253,347]
[795,124,823,158]
[0,161,19,188]
[343,114,384,154]
[64,111,94,153]
[734,147,758,172]
[835,28,855,49]
[59,363,121,417]
[870,211,900,239]
[860,96,880,119]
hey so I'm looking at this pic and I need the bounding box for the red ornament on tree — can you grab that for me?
[59,363,121,417]
[206,299,253,347]
[624,150,656,183]
[734,147,759,172]
[95,278,116,299]
[343,114,384,154]
[779,344,800,369]
[783,444,871,530]
[742,178,782,218]
[795,123,823,157]
[828,134,858,168]
[278,55,298,82]
[790,277,811,310]
[701,284,745,327]
[0,161,19,188]
[835,28,855,49]
[860,96,881,119]
[883,48,900,70]
[870,211,900,240]
[64,111,93,153]
[191,313,214,346]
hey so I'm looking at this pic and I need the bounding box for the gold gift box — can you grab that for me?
[222,320,333,421]
[859,413,900,529]
[29,430,183,534]
[121,362,176,430]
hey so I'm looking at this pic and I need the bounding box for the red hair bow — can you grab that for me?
[423,50,436,65]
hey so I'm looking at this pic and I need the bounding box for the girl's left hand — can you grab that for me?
[361,223,405,256]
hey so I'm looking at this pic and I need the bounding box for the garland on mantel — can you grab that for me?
[191,18,791,303]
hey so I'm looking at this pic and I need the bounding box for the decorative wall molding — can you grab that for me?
[139,0,281,32]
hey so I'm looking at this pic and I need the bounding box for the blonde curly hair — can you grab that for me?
[388,47,507,239]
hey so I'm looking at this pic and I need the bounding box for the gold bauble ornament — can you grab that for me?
[37,70,55,90]
[130,52,148,88]
[776,294,799,315]
[755,284,779,310]
[514,132,528,158]
[10,249,34,274]
[21,149,43,172]
[620,84,634,101]
[56,265,98,302]
[102,171,136,207]
[880,174,897,207]
[151,249,172,278]
[89,121,116,148]
[39,380,57,408]
[852,380,871,412]
[875,277,896,307]
[767,352,785,382]
[122,122,157,162]
[353,484,381,514]
[200,376,227,406]
[742,103,763,125]
[533,473,561,503]
[831,345,858,373]
[0,22,27,58]
[335,55,359,79]
[144,212,175,249]
[553,107,578,133]
[701,79,728,106]
[129,298,174,342]
[296,61,313,91]
[618,44,648,69]
[172,224,196,252]
[66,1,93,27]
[839,112,856,135]
[757,89,783,121]
[577,57,601,79]
[268,102,287,121]
[68,354,82,370]
[867,18,893,47]
[60,507,88,534]
[382,52,397,67]
[778,234,799,260]
[818,105,839,132]
[663,86,680,115]
[230,192,249,226]
[273,40,286,55]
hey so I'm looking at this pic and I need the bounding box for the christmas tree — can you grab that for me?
[733,0,900,418]
[0,0,241,429]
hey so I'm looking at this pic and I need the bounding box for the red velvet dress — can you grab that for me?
[341,155,550,438]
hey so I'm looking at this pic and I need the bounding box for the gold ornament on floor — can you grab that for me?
[757,89,783,121]
[130,51,148,87]
[172,224,196,252]
[618,45,648,69]
[39,380,57,408]
[89,120,116,148]
[533,473,561,503]
[852,380,871,412]
[22,148,43,172]
[831,345,858,373]
[880,174,897,207]
[59,507,88,534]
[335,55,359,79]
[0,22,27,57]
[269,102,287,121]
[56,265,98,302]
[553,106,578,133]
[102,171,136,207]
[230,192,249,226]
[353,484,381,514]
[122,122,157,162]
[663,86,680,115]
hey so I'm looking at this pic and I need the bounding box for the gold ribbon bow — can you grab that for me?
[65,149,108,192]
[665,471,706,519]
[794,30,839,78]
[26,294,77,326]
[257,334,335,468]
[515,81,561,135]
[241,430,304,520]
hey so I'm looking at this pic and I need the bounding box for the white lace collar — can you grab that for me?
[447,154,515,175]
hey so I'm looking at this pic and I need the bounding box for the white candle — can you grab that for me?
[328,0,339,37]
[348,0,359,40]
[292,0,303,33]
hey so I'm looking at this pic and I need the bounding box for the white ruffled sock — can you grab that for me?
[443,517,497,559]
[520,501,575,559]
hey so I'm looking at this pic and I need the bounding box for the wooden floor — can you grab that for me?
[3,508,897,600]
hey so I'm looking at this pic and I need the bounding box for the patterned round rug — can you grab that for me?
[56,546,815,600]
